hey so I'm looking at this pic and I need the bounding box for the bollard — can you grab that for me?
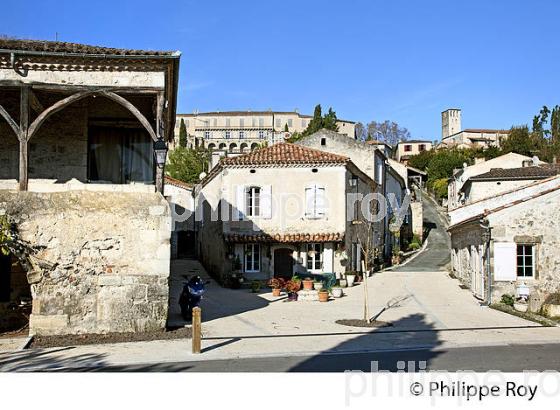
[192,306,201,354]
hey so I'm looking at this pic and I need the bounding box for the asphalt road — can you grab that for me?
[392,192,451,272]
[72,343,560,372]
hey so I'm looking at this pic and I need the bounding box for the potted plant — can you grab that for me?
[313,280,323,291]
[345,271,356,287]
[267,278,285,297]
[318,287,329,302]
[302,277,314,291]
[331,287,343,298]
[251,280,261,293]
[285,279,301,301]
[513,298,528,313]
[339,277,347,288]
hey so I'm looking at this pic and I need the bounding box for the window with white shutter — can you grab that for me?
[493,242,516,281]
[305,183,326,219]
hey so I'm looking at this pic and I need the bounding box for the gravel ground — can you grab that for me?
[30,327,192,349]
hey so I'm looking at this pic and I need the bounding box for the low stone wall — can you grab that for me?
[0,189,171,336]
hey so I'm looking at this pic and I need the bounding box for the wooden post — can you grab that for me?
[19,86,29,191]
[155,92,165,194]
[192,306,202,354]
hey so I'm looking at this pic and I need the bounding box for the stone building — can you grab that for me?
[295,129,411,260]
[173,110,356,151]
[395,140,433,163]
[194,143,379,283]
[0,39,180,335]
[448,176,560,305]
[440,108,510,149]
[447,153,533,211]
[164,176,195,259]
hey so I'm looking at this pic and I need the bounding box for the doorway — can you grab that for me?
[274,248,294,279]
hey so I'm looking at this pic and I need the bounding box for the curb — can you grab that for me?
[380,238,429,272]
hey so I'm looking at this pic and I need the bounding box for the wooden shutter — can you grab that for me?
[315,185,326,217]
[305,185,315,218]
[493,242,516,281]
[234,185,245,220]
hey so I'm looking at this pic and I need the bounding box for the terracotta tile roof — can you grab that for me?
[463,128,510,134]
[0,38,177,56]
[470,166,560,181]
[224,232,344,243]
[220,142,349,167]
[164,176,194,190]
[448,179,560,231]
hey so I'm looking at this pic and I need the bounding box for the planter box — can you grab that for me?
[514,302,529,313]
[541,303,560,318]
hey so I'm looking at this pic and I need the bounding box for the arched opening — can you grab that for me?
[0,89,22,185]
[219,143,227,150]
[240,142,248,153]
[207,143,216,151]
[229,143,237,152]
[250,143,259,150]
[28,93,157,184]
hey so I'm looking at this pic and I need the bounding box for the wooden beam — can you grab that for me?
[0,104,20,137]
[29,89,44,114]
[19,86,29,191]
[27,89,158,142]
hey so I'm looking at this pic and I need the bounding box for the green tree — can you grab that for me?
[166,146,209,184]
[178,118,188,148]
[501,126,538,156]
[288,104,339,142]
[284,123,289,132]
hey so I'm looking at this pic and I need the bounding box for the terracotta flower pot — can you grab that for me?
[318,290,329,302]
[272,288,281,297]
[302,279,314,290]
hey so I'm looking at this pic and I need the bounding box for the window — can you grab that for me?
[240,118,245,127]
[258,130,265,139]
[287,119,293,127]
[239,131,245,139]
[185,120,189,128]
[204,131,211,139]
[305,184,326,218]
[258,118,264,127]
[225,131,231,139]
[226,118,231,126]
[212,118,217,126]
[321,138,326,146]
[517,244,535,278]
[351,243,362,272]
[88,126,154,184]
[246,186,261,217]
[301,119,307,128]
[275,118,281,128]
[306,243,323,271]
[419,144,426,151]
[245,244,261,272]
[404,145,412,152]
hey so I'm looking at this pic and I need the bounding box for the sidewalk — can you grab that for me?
[2,264,560,371]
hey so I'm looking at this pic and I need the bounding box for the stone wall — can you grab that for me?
[0,190,171,335]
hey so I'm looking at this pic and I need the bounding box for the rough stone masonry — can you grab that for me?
[0,190,171,336]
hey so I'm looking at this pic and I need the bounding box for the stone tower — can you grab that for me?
[442,108,462,139]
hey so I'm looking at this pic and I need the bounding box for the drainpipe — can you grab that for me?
[481,219,492,305]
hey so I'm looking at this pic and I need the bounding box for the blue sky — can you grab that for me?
[3,0,560,140]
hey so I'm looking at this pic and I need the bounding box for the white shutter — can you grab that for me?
[261,185,272,219]
[493,242,516,281]
[234,185,245,220]
[315,185,326,217]
[305,185,315,218]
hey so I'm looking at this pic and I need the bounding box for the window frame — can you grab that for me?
[258,130,265,139]
[306,243,323,272]
[225,131,231,139]
[404,144,412,152]
[516,244,536,278]
[244,244,261,273]
[245,186,261,217]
